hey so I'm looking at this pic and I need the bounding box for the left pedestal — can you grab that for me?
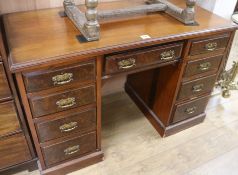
[15,57,103,175]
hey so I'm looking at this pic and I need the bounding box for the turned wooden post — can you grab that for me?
[183,0,196,24]
[84,0,100,40]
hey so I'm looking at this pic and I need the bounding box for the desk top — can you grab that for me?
[3,0,237,72]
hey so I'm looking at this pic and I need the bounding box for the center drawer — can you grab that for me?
[104,43,183,75]
[42,132,96,167]
[35,109,96,142]
[29,85,96,118]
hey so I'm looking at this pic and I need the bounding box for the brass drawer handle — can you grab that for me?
[118,58,136,69]
[56,97,76,108]
[192,84,204,92]
[59,122,78,132]
[199,62,212,71]
[185,106,197,114]
[160,50,175,60]
[205,42,217,51]
[52,73,73,85]
[64,145,80,155]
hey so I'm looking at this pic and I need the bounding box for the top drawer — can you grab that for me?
[104,43,183,75]
[0,62,12,101]
[23,61,96,93]
[189,34,230,56]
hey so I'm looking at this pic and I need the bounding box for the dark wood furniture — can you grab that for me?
[0,21,36,172]
[2,0,237,174]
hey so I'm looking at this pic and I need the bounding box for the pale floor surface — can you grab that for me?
[9,90,238,175]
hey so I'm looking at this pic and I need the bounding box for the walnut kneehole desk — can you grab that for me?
[3,0,237,174]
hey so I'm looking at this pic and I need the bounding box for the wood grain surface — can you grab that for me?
[29,85,96,118]
[0,133,32,169]
[3,0,237,72]
[0,62,12,101]
[35,109,96,142]
[0,101,21,137]
[23,61,96,93]
[177,74,217,101]
[42,132,96,167]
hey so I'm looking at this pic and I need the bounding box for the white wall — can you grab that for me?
[197,0,216,12]
[197,0,237,19]
[213,0,237,19]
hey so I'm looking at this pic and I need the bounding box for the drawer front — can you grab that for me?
[36,109,96,142]
[0,62,11,100]
[190,34,230,56]
[42,132,96,167]
[105,43,183,74]
[29,85,96,118]
[0,133,32,169]
[172,96,209,123]
[0,101,21,137]
[184,55,223,78]
[23,61,96,93]
[177,75,217,100]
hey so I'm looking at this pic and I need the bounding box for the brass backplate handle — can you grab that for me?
[56,97,76,108]
[59,122,78,132]
[64,145,80,155]
[118,58,136,69]
[192,84,204,92]
[185,106,197,114]
[160,50,175,60]
[205,42,217,51]
[199,62,212,71]
[52,73,73,85]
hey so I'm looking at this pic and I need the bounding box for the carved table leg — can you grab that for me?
[182,0,196,25]
[84,0,100,41]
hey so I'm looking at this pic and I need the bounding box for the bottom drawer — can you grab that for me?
[0,133,32,169]
[42,132,96,167]
[172,96,209,124]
